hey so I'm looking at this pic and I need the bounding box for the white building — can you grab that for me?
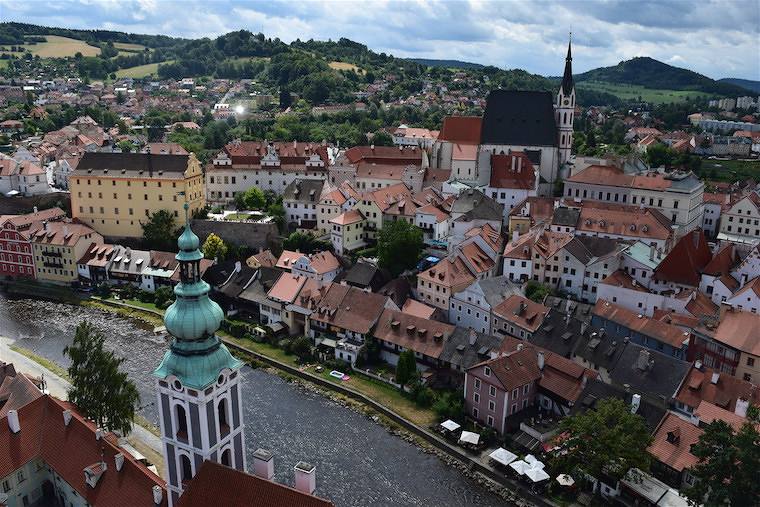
[283,179,324,227]
[448,276,520,333]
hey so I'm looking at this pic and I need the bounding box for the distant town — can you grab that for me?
[0,17,759,507]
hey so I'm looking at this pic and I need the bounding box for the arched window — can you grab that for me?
[175,404,188,442]
[221,449,232,467]
[180,454,192,484]
[563,112,568,124]
[218,398,230,436]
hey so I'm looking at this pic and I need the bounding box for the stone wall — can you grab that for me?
[190,219,278,250]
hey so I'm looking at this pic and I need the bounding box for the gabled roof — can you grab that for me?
[492,295,549,333]
[276,250,304,270]
[609,344,690,401]
[283,179,325,203]
[480,90,557,147]
[329,209,365,226]
[0,395,166,506]
[177,461,333,507]
[593,299,689,349]
[675,363,760,412]
[75,152,190,177]
[437,116,482,144]
[488,152,536,190]
[374,309,454,360]
[0,368,43,418]
[712,308,760,356]
[418,256,475,289]
[647,413,702,473]
[654,229,712,286]
[268,273,307,304]
[470,347,542,392]
[702,243,737,276]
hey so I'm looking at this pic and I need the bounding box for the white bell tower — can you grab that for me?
[556,36,575,167]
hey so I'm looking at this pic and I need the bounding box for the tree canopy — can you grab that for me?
[282,231,332,254]
[234,186,267,210]
[141,209,179,251]
[202,232,228,261]
[64,322,140,435]
[395,349,417,387]
[553,397,652,483]
[377,220,423,277]
[685,406,760,506]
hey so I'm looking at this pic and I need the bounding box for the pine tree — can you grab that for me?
[395,349,417,387]
[64,322,140,435]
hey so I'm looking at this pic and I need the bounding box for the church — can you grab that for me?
[432,39,576,196]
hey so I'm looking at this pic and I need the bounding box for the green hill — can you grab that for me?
[718,78,760,94]
[406,58,484,70]
[575,57,752,97]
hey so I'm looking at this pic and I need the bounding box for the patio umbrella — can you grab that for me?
[458,431,480,445]
[556,474,575,487]
[525,467,550,483]
[440,420,461,432]
[509,460,530,475]
[488,448,517,467]
[524,454,539,465]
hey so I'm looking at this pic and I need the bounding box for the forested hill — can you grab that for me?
[575,56,753,96]
[0,21,181,48]
[718,78,760,94]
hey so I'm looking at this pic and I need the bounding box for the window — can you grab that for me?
[472,407,479,418]
[486,415,494,426]
[483,366,491,377]
[180,454,192,484]
[473,393,480,403]
[489,385,496,397]
[511,403,518,414]
[175,404,188,442]
[488,400,495,411]
[2,480,9,493]
[748,357,755,367]
[221,449,232,467]
[474,378,481,389]
[17,470,25,483]
[523,384,529,395]
[512,388,518,399]
[218,398,230,436]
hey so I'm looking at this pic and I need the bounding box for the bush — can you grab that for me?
[323,359,351,372]
[120,284,137,299]
[136,289,155,304]
[153,286,175,309]
[410,381,435,407]
[290,336,312,361]
[96,282,111,298]
[221,320,249,338]
[433,391,464,422]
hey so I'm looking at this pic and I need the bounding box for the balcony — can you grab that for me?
[42,250,62,258]
[43,261,64,269]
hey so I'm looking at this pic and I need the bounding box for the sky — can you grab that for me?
[1,0,759,81]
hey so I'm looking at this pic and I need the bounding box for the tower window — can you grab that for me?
[218,398,230,436]
[221,449,232,467]
[175,404,188,442]
[180,454,192,484]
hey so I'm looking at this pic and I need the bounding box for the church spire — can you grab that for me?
[561,35,574,95]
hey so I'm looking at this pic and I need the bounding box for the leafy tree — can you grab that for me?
[64,322,140,435]
[234,187,266,210]
[525,281,554,303]
[377,220,423,276]
[290,336,312,361]
[141,209,178,251]
[432,391,464,421]
[685,406,760,506]
[282,231,331,254]
[153,286,175,310]
[646,144,673,168]
[117,139,133,153]
[202,232,228,261]
[371,130,394,146]
[553,398,652,483]
[279,87,292,110]
[395,349,417,387]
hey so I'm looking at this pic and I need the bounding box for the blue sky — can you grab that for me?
[2,0,759,80]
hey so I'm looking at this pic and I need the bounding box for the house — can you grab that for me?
[0,157,51,197]
[439,328,502,377]
[329,209,366,255]
[431,116,482,178]
[608,346,690,406]
[699,243,738,305]
[0,395,167,507]
[592,300,690,360]
[672,362,759,423]
[340,261,389,291]
[76,243,115,286]
[264,272,308,333]
[0,362,44,418]
[490,295,549,341]
[507,196,556,234]
[559,236,625,303]
[647,413,701,489]
[373,308,455,370]
[652,229,711,292]
[0,208,66,280]
[415,199,451,244]
[142,250,180,292]
[176,460,333,507]
[31,221,103,284]
[291,251,342,283]
[530,228,573,288]
[108,246,150,287]
[317,182,359,234]
[574,202,673,249]
[448,275,520,333]
[417,256,476,311]
[571,379,666,433]
[483,152,539,218]
[717,191,760,245]
[246,249,277,269]
[448,189,503,248]
[283,179,324,228]
[725,275,760,314]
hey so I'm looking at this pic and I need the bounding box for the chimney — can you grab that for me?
[719,301,733,321]
[234,260,242,273]
[152,485,163,505]
[114,453,125,471]
[636,349,651,371]
[510,155,516,172]
[537,351,545,371]
[469,329,477,346]
[735,397,749,418]
[631,393,641,414]
[63,410,72,426]
[7,410,20,433]
[517,343,524,352]
[692,229,700,248]
[649,243,656,261]
[253,448,274,480]
[294,462,316,495]
[95,428,103,440]
[33,206,38,213]
[741,273,748,288]
[511,229,520,245]
[710,372,720,384]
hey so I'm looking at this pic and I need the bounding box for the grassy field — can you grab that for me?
[578,80,707,104]
[115,60,172,78]
[329,61,363,73]
[700,158,760,183]
[10,35,102,58]
[113,42,146,51]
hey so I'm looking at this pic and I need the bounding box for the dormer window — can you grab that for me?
[484,366,491,377]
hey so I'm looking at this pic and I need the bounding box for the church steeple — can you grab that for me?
[561,38,574,95]
[556,34,575,167]
[153,203,246,507]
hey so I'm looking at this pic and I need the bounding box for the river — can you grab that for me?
[0,295,511,507]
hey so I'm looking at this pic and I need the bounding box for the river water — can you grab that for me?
[0,296,510,507]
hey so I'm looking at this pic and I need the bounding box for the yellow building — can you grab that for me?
[31,221,103,284]
[329,209,366,255]
[70,152,205,238]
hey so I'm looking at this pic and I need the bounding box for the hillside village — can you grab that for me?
[1,22,760,507]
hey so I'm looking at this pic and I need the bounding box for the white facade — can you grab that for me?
[449,281,492,333]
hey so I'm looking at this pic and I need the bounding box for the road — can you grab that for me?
[0,335,163,456]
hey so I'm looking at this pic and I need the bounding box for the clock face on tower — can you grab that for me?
[563,99,569,106]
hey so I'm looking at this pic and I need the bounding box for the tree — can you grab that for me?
[395,349,417,387]
[290,336,312,361]
[371,130,394,146]
[553,398,652,483]
[685,406,760,506]
[646,144,673,169]
[64,322,140,435]
[117,139,133,153]
[153,286,175,309]
[202,232,228,261]
[282,231,331,254]
[377,220,423,276]
[141,210,178,251]
[234,187,266,210]
[525,281,554,303]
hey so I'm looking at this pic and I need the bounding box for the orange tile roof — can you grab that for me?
[488,152,536,189]
[648,413,702,472]
[675,364,760,412]
[601,270,649,292]
[654,230,712,286]
[713,309,760,356]
[276,250,303,270]
[267,273,307,303]
[30,221,99,247]
[471,347,542,392]
[177,461,333,507]
[418,256,475,289]
[452,143,478,161]
[492,295,549,333]
[594,299,689,349]
[702,243,737,276]
[694,400,747,431]
[400,299,437,319]
[344,145,422,165]
[459,242,495,275]
[437,116,482,144]
[567,165,634,187]
[305,251,341,275]
[576,202,672,241]
[329,209,365,226]
[374,308,454,359]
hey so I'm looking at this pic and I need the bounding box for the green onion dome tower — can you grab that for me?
[153,203,246,507]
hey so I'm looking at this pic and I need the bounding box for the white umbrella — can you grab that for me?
[458,431,480,445]
[509,460,530,475]
[525,467,550,483]
[440,419,461,432]
[556,474,575,487]
[488,448,518,467]
[524,454,539,465]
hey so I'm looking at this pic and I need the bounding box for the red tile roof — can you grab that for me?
[702,243,737,276]
[177,461,333,507]
[329,209,365,226]
[566,165,634,187]
[224,141,329,166]
[654,229,712,286]
[647,413,701,473]
[492,295,549,333]
[437,116,482,144]
[713,308,760,356]
[343,145,422,166]
[576,202,672,241]
[0,395,166,506]
[594,300,690,349]
[675,364,760,412]
[471,347,542,392]
[374,309,454,359]
[489,152,536,190]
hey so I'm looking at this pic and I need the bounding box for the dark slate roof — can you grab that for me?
[75,152,189,177]
[237,267,282,305]
[545,296,594,323]
[202,260,238,287]
[572,379,666,432]
[564,236,623,266]
[452,189,503,222]
[609,343,690,403]
[480,90,557,147]
[478,276,521,308]
[283,179,324,204]
[218,265,257,298]
[529,307,587,359]
[551,207,580,227]
[560,41,574,95]
[341,261,389,291]
[571,328,628,373]
[440,328,501,371]
[378,277,410,308]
